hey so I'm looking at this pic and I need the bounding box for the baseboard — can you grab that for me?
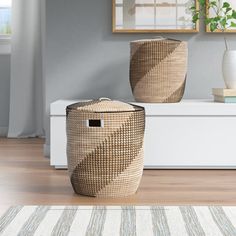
[0,41,11,55]
[44,144,50,157]
[54,165,67,169]
[0,127,8,137]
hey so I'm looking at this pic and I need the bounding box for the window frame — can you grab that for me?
[0,1,11,54]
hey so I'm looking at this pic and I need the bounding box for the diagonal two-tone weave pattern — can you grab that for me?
[130,38,188,103]
[66,100,145,197]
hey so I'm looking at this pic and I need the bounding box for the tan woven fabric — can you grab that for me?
[66,100,145,197]
[130,38,188,103]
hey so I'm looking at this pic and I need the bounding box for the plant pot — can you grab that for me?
[222,50,236,89]
[129,38,188,103]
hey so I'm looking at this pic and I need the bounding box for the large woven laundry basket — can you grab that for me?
[66,98,145,197]
[130,38,188,103]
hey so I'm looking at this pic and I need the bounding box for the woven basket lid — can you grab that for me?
[67,98,144,113]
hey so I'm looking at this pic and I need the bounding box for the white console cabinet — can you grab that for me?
[50,99,236,169]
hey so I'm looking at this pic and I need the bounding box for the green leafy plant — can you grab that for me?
[190,0,236,49]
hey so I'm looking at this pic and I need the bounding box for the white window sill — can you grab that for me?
[0,37,11,55]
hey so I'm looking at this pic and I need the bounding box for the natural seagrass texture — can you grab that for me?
[130,39,188,103]
[66,100,145,197]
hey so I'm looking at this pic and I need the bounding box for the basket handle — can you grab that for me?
[98,97,111,101]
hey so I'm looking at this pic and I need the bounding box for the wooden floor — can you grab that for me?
[1,138,236,206]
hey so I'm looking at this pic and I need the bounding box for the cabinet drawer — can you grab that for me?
[144,116,236,168]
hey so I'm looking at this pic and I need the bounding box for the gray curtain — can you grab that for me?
[8,0,45,137]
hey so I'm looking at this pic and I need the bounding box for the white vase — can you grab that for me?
[222,50,236,89]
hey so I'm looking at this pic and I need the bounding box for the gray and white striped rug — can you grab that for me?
[1,206,236,236]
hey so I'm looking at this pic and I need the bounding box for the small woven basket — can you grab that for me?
[130,38,188,103]
[66,98,145,197]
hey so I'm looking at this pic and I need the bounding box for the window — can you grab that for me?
[114,0,196,31]
[0,0,11,36]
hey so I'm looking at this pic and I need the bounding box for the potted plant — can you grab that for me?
[191,0,236,89]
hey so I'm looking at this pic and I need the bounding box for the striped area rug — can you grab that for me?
[1,206,236,236]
